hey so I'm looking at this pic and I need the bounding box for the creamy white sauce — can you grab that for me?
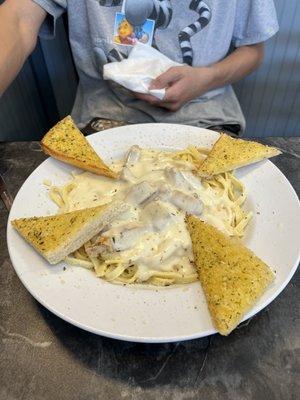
[57,147,237,282]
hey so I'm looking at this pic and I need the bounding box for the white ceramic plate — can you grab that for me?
[7,124,300,342]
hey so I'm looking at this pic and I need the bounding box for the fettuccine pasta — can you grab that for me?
[48,145,252,286]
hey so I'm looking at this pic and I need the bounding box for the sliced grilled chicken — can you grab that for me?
[119,145,141,182]
[125,181,157,205]
[86,222,145,254]
[110,226,146,251]
[119,166,136,183]
[155,185,203,215]
[85,237,109,257]
[143,200,175,231]
[164,167,202,192]
[164,167,192,191]
[125,145,141,165]
[169,190,203,215]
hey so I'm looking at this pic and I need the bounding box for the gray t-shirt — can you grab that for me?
[33,0,278,133]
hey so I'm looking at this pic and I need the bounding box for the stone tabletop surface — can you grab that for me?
[0,137,299,400]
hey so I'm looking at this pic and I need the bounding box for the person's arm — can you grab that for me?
[0,0,46,96]
[135,43,264,112]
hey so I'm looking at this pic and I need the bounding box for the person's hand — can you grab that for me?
[134,65,217,112]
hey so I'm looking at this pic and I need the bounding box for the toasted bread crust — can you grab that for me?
[12,202,130,264]
[186,215,275,335]
[41,142,116,178]
[198,133,281,177]
[41,116,117,179]
[12,205,107,260]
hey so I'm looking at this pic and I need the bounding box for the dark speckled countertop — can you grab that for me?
[0,137,299,400]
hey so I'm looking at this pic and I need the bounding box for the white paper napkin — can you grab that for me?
[103,43,181,100]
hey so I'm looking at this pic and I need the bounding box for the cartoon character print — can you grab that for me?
[114,18,149,45]
[114,19,135,45]
[98,0,211,65]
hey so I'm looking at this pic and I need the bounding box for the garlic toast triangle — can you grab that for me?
[41,116,116,178]
[198,134,281,177]
[186,215,275,335]
[12,202,129,264]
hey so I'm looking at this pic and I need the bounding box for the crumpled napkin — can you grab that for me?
[103,43,181,100]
